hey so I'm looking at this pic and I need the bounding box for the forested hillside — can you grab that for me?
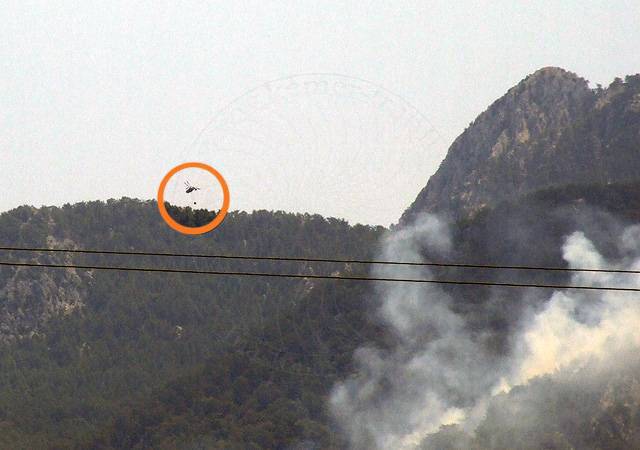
[421,349,640,450]
[3,181,640,448]
[0,200,384,449]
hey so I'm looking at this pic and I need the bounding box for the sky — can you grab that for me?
[2,0,639,226]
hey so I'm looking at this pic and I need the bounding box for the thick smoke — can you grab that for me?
[505,230,640,389]
[329,214,509,449]
[330,215,640,449]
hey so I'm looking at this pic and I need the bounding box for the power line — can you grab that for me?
[0,246,637,275]
[1,260,639,292]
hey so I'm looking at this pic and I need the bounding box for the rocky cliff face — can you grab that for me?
[0,210,89,341]
[401,68,640,222]
[0,260,87,341]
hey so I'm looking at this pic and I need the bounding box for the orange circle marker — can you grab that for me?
[157,162,230,235]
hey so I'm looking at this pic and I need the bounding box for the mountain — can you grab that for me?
[401,68,640,222]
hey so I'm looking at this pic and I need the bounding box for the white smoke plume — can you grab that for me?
[329,214,507,449]
[330,215,640,450]
[504,230,640,390]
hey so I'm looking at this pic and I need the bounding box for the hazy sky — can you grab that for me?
[2,0,639,226]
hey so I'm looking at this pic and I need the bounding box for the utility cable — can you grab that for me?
[0,260,638,292]
[0,246,637,275]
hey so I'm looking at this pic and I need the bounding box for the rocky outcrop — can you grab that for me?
[401,68,640,222]
[0,212,88,341]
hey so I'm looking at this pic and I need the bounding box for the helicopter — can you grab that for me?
[184,181,200,194]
